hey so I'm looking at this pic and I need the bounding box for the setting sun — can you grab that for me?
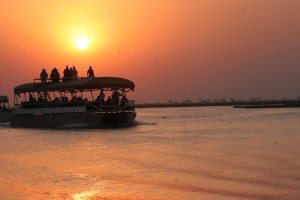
[75,37,89,50]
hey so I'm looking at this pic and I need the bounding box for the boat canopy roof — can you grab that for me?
[14,77,135,93]
[0,96,8,103]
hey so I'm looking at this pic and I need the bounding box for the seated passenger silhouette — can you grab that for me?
[120,94,128,107]
[87,66,95,77]
[29,94,36,102]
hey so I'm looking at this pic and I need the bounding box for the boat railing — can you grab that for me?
[86,100,135,112]
[33,77,88,85]
[17,99,135,112]
[18,101,86,108]
[119,100,135,110]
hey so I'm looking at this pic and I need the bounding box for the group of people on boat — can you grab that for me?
[62,65,78,82]
[29,93,51,103]
[40,65,95,83]
[95,89,129,107]
[27,89,129,109]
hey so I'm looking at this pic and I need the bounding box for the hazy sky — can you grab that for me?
[1,0,300,103]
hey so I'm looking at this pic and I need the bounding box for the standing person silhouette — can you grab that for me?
[40,68,48,85]
[87,66,95,77]
[50,67,60,82]
[63,65,71,81]
[71,66,78,79]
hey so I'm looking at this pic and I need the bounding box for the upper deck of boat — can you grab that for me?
[14,77,135,94]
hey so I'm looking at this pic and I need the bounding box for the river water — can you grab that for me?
[0,106,299,200]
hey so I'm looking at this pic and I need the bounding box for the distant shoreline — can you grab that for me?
[136,100,300,109]
[5,100,300,110]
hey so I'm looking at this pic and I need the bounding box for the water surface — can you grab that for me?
[0,106,299,199]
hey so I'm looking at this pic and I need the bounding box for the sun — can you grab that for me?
[75,37,89,50]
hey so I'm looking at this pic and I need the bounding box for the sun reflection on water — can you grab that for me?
[72,191,97,200]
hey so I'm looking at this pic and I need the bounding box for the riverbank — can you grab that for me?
[136,100,300,109]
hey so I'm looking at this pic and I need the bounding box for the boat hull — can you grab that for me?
[10,111,136,128]
[0,112,11,123]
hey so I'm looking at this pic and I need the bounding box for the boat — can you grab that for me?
[10,77,136,128]
[0,95,11,122]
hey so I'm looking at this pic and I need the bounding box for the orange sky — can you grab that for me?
[1,0,300,103]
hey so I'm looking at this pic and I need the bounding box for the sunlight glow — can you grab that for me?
[48,6,115,56]
[72,191,97,200]
[75,37,89,50]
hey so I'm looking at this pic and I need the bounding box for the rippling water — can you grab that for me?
[0,106,299,200]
